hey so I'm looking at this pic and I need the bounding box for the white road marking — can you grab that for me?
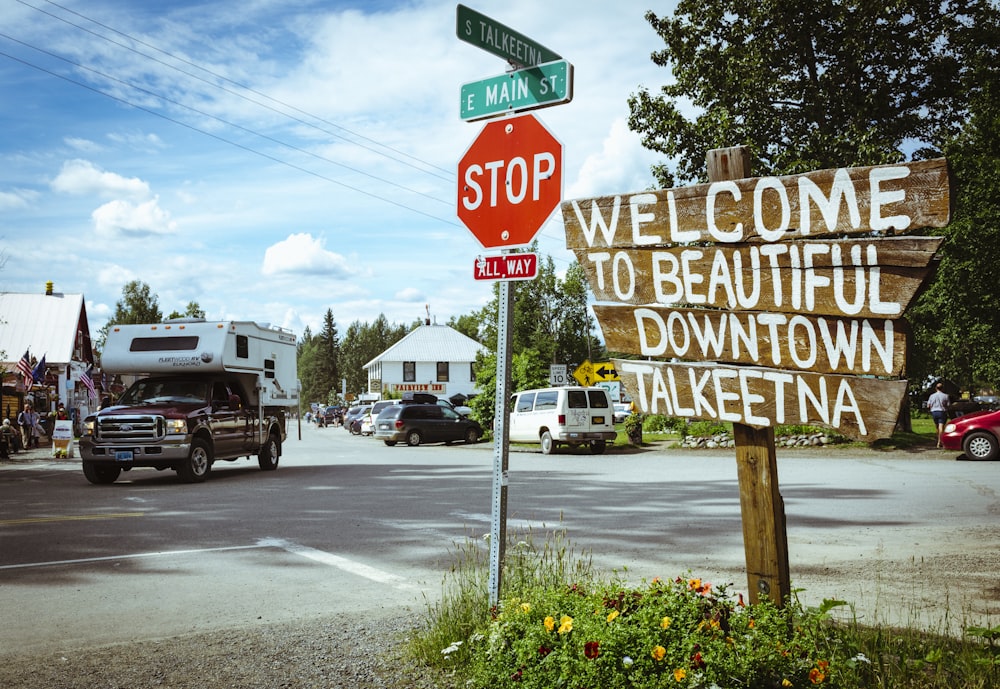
[257,538,416,590]
[2,538,417,590]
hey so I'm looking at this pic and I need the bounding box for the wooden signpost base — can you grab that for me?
[708,146,791,606]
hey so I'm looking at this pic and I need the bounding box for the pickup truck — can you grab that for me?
[80,374,285,484]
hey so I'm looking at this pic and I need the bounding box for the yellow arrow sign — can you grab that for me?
[591,362,620,382]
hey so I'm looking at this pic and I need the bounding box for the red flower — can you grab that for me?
[691,651,705,669]
[584,641,600,659]
[538,646,552,657]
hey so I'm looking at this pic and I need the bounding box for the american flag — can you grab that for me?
[16,350,33,390]
[80,366,97,400]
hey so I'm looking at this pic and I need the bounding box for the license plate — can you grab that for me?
[593,416,605,424]
[115,450,134,462]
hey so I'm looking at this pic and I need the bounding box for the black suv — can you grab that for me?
[373,403,482,447]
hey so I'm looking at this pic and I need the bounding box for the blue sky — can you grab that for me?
[0,0,674,339]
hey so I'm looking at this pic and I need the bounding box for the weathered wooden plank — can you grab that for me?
[574,237,939,318]
[594,304,908,377]
[615,358,907,442]
[562,158,951,249]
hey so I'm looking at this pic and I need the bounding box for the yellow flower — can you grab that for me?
[520,603,531,613]
[543,616,555,632]
[651,645,666,662]
[606,610,620,623]
[661,616,672,629]
[782,680,793,687]
[557,615,573,634]
[674,667,687,682]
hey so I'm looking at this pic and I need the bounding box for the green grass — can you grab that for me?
[409,531,999,688]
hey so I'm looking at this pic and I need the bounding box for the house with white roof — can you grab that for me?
[0,282,97,424]
[363,323,487,403]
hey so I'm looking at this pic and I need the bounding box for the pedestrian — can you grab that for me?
[16,403,39,449]
[927,382,951,448]
[56,402,69,420]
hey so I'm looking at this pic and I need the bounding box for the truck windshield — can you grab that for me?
[118,378,211,406]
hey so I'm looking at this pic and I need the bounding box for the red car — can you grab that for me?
[941,410,1000,460]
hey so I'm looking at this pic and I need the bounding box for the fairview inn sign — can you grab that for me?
[564,158,952,441]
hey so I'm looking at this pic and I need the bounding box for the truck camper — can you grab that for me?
[80,319,297,484]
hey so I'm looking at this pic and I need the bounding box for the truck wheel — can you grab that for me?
[178,438,212,483]
[258,433,280,471]
[589,439,607,455]
[540,431,555,455]
[83,462,121,485]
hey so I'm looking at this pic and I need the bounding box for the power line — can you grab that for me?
[0,31,451,208]
[18,0,455,181]
[0,48,463,227]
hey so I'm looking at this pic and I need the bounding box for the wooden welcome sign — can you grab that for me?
[563,157,951,442]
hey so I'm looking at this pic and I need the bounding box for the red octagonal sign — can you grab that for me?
[457,114,563,249]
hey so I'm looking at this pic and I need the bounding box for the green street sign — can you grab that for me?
[460,60,573,121]
[456,4,561,68]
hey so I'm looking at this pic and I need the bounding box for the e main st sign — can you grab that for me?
[564,157,951,442]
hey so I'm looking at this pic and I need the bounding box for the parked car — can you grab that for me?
[361,400,398,436]
[941,409,1000,460]
[345,405,372,435]
[374,403,482,447]
[613,403,631,424]
[400,391,473,417]
[322,406,343,426]
[508,386,617,454]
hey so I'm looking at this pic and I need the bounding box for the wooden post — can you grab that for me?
[707,146,791,607]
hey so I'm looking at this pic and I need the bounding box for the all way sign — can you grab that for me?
[474,252,539,281]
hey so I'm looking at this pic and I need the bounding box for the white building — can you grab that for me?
[363,323,487,403]
[0,283,97,426]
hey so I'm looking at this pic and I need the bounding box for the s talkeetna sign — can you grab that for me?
[563,158,951,441]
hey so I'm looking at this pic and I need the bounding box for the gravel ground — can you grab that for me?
[0,615,458,689]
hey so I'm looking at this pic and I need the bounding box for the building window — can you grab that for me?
[403,361,416,382]
[436,362,449,382]
[470,362,476,382]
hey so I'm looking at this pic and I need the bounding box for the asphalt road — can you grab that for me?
[1,426,998,654]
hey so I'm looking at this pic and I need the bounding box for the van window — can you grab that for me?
[587,390,610,408]
[515,392,536,412]
[567,390,588,408]
[535,391,558,410]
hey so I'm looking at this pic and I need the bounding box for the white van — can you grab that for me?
[508,386,617,454]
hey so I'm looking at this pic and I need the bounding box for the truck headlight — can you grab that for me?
[166,419,187,434]
[83,419,95,436]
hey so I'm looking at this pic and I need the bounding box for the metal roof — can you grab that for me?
[364,324,486,369]
[0,291,90,369]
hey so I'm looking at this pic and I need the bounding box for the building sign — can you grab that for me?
[388,383,446,394]
[563,159,951,441]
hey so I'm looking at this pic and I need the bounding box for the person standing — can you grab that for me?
[17,403,38,449]
[927,383,951,448]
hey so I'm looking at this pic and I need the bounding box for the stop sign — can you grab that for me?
[457,114,563,249]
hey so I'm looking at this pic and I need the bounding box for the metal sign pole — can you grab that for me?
[488,276,514,607]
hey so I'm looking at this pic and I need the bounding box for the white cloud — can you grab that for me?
[567,117,661,199]
[64,137,102,153]
[92,197,177,237]
[395,286,425,302]
[50,159,151,200]
[261,233,358,278]
[0,188,39,210]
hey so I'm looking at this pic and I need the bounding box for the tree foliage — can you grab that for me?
[167,301,205,320]
[627,0,1000,393]
[337,314,408,401]
[97,280,163,350]
[628,0,997,187]
[908,56,1000,390]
